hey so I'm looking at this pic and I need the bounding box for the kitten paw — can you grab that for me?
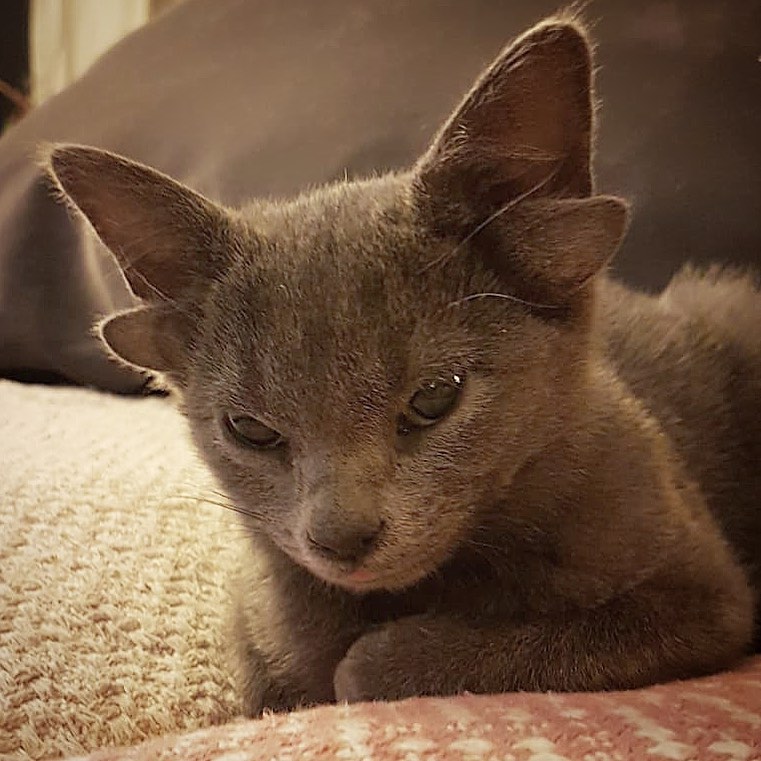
[333,647,371,703]
[333,627,397,703]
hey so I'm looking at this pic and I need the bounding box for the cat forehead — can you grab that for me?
[205,201,477,401]
[220,176,476,348]
[217,180,441,336]
[240,173,417,264]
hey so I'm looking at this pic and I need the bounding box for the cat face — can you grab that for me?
[47,17,628,592]
[183,178,594,590]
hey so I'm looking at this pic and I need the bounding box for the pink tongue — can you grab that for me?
[347,568,375,583]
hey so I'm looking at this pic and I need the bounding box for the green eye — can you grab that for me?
[224,413,283,449]
[406,373,464,427]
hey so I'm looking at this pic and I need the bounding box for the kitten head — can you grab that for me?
[46,18,628,592]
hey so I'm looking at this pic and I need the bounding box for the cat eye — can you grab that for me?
[224,413,283,449]
[401,373,464,432]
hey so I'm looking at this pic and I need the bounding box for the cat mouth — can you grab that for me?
[345,568,377,584]
[304,560,383,590]
[305,557,431,593]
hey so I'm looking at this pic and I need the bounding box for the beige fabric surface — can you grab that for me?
[0,380,240,760]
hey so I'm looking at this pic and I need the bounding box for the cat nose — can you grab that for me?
[306,516,383,564]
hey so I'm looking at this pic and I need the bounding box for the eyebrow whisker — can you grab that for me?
[448,291,559,310]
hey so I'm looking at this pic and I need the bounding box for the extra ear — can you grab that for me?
[503,196,630,295]
[99,306,191,373]
[45,144,232,302]
[416,19,595,230]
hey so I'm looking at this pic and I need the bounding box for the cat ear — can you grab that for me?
[98,305,190,373]
[46,144,232,302]
[502,197,630,294]
[416,19,594,229]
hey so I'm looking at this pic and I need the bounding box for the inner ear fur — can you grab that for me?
[46,143,233,302]
[416,18,596,234]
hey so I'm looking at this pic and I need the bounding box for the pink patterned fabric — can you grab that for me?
[67,657,761,761]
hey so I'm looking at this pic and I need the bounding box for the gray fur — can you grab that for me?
[47,17,758,714]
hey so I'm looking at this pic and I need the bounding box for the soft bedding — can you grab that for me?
[66,663,761,761]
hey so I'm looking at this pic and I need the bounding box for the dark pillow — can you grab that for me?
[1,0,759,392]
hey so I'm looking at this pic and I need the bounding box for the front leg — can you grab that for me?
[230,539,364,716]
[334,566,753,702]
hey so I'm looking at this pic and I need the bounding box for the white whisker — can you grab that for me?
[449,291,559,310]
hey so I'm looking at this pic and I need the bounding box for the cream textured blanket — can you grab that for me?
[0,380,240,760]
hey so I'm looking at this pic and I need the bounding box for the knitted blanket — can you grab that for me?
[0,381,239,759]
[70,658,761,761]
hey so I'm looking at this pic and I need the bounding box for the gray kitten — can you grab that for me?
[48,17,759,714]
